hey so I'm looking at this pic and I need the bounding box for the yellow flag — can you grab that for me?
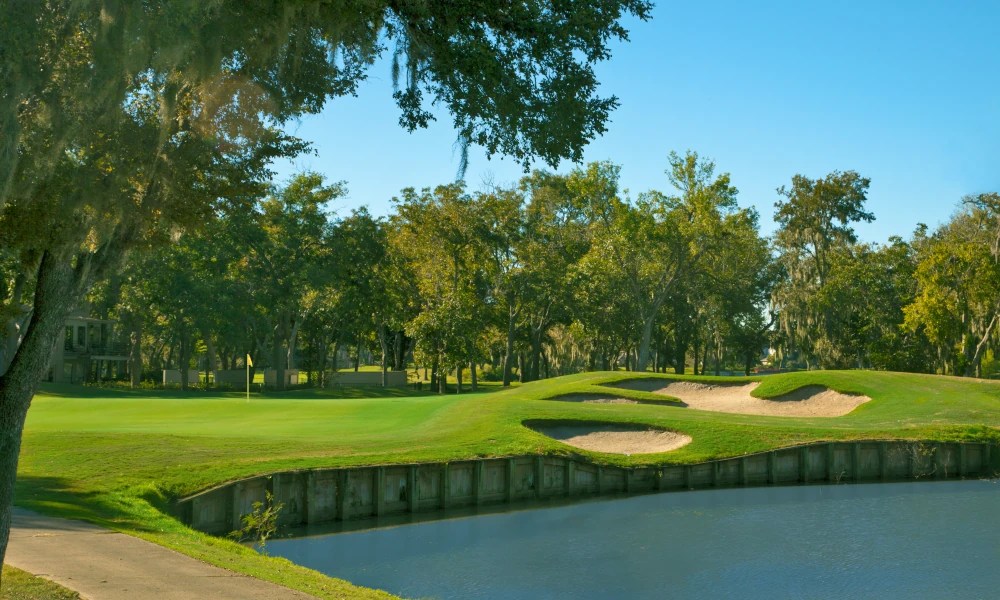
[247,354,253,367]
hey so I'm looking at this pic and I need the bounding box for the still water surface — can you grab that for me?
[266,480,999,599]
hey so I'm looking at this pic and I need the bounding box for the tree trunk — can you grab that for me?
[438,356,447,394]
[318,339,329,388]
[714,337,722,376]
[272,329,288,392]
[204,333,217,387]
[674,343,686,375]
[636,314,656,372]
[129,322,142,388]
[965,313,999,377]
[0,252,81,572]
[502,305,516,387]
[178,327,191,391]
[381,353,388,387]
[529,332,542,382]
[286,320,300,371]
[378,325,389,388]
[693,334,702,376]
[329,340,339,382]
[393,330,406,371]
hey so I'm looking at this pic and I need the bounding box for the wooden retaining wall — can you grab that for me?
[175,440,1000,536]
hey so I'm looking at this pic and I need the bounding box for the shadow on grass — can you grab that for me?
[14,475,171,534]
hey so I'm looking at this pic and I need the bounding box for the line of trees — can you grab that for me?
[79,156,1000,390]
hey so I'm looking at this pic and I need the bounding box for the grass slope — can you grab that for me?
[14,370,1000,598]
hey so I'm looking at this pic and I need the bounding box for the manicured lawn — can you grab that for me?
[13,370,1000,598]
[0,566,79,600]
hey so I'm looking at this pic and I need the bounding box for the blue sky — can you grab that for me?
[273,1,1000,243]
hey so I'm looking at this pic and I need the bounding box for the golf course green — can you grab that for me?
[14,370,1000,599]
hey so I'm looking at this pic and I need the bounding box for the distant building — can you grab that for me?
[48,317,128,383]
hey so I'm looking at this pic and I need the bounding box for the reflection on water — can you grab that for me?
[266,480,1000,599]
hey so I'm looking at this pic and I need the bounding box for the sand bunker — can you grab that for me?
[610,380,869,417]
[549,393,639,405]
[530,422,692,454]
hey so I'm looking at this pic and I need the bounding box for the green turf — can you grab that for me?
[14,370,1000,598]
[0,566,80,600]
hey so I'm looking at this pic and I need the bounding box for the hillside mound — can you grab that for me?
[608,380,869,417]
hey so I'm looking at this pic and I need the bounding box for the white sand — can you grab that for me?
[551,393,639,405]
[535,424,692,454]
[612,380,869,417]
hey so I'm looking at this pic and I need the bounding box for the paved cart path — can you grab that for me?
[6,508,314,600]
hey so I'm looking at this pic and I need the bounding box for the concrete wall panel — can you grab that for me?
[448,463,475,501]
[416,465,442,509]
[806,447,827,480]
[232,477,268,531]
[383,468,409,513]
[512,459,536,498]
[660,466,686,489]
[774,450,799,483]
[600,467,625,492]
[629,468,657,492]
[689,463,713,487]
[273,472,305,526]
[344,469,374,519]
[179,441,1000,536]
[938,444,958,476]
[716,460,740,486]
[480,461,507,500]
[190,487,230,535]
[307,471,338,523]
[573,464,599,493]
[744,455,769,484]
[831,446,852,481]
[542,459,566,495]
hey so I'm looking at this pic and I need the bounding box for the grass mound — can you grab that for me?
[605,378,870,417]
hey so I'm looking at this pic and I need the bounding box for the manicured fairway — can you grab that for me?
[14,371,1000,598]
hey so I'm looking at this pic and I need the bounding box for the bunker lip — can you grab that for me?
[526,419,692,455]
[605,379,870,417]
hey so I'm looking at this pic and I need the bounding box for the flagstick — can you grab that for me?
[246,356,250,402]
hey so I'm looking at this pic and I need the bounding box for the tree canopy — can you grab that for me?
[0,0,653,575]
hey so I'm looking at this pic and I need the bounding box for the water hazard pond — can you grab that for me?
[266,480,999,599]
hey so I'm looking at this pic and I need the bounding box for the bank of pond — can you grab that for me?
[175,442,999,599]
[177,439,998,535]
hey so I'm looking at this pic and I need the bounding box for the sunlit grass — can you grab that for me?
[0,565,80,600]
[16,370,1000,598]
